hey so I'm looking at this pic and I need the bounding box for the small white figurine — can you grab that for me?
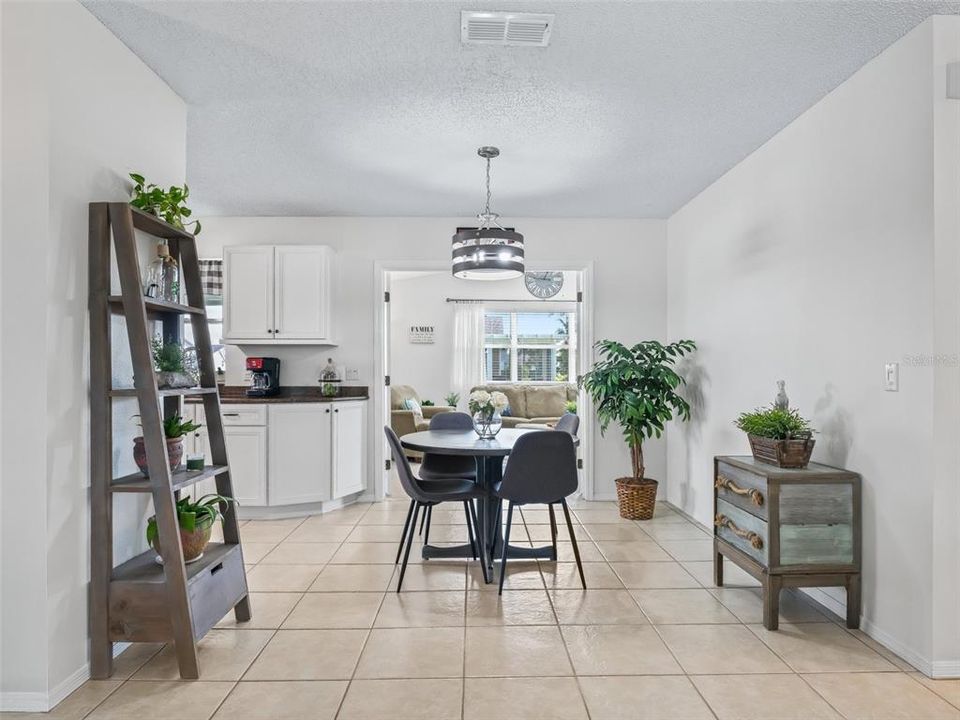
[775,380,789,411]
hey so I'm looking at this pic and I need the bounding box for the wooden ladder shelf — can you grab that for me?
[89,202,250,680]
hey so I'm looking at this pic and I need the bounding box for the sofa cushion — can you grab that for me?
[524,385,568,419]
[471,384,527,419]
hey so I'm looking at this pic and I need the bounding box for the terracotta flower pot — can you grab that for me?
[149,518,213,562]
[133,436,185,477]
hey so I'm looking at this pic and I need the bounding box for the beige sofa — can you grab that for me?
[390,385,455,460]
[469,383,577,428]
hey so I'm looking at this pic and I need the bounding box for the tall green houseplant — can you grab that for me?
[582,339,696,517]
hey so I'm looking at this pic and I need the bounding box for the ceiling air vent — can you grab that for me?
[461,11,554,47]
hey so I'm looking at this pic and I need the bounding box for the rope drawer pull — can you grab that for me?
[715,475,764,506]
[714,514,764,549]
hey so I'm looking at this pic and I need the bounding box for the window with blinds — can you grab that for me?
[483,311,575,383]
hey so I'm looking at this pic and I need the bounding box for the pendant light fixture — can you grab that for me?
[452,146,525,280]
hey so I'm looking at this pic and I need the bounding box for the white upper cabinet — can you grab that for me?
[274,246,332,341]
[223,246,274,341]
[223,245,335,344]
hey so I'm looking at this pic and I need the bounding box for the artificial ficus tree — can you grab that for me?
[581,339,696,481]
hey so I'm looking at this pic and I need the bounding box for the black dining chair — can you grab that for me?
[493,430,586,594]
[554,412,579,436]
[546,413,580,545]
[384,426,489,591]
[416,412,477,541]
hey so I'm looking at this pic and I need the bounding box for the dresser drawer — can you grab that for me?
[715,498,768,566]
[219,404,267,426]
[716,461,768,520]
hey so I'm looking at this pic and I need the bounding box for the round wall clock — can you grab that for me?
[524,271,564,299]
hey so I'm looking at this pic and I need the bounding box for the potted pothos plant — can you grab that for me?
[133,413,201,476]
[147,494,235,563]
[129,173,201,235]
[582,339,696,520]
[735,406,815,468]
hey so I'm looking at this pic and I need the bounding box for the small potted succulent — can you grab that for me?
[468,389,509,438]
[735,405,815,468]
[133,413,201,476]
[445,392,461,409]
[147,493,235,563]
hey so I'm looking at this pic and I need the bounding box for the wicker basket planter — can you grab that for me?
[748,434,815,469]
[615,477,658,520]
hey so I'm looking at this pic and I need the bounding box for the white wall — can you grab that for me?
[196,218,668,499]
[666,16,960,677]
[388,270,578,405]
[0,0,187,709]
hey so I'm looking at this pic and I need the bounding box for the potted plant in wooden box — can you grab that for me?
[582,339,696,520]
[133,414,201,476]
[735,406,815,468]
[147,494,235,563]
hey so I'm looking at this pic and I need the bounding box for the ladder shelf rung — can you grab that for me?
[111,542,240,585]
[111,465,229,494]
[109,296,206,316]
[109,386,219,398]
[129,206,196,241]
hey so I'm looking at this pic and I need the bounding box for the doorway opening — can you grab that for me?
[372,261,595,501]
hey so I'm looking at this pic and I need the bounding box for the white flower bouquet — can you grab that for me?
[468,389,508,438]
[468,390,508,416]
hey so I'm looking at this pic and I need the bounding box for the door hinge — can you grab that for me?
[384,291,390,302]
[385,459,392,471]
[577,458,584,470]
[577,291,583,302]
[384,375,391,386]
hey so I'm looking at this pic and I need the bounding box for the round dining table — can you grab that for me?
[399,427,579,574]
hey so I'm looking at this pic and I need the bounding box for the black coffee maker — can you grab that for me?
[246,357,280,397]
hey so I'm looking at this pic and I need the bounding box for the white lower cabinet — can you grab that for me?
[223,426,268,506]
[268,404,332,505]
[269,401,367,506]
[185,400,366,510]
[332,401,366,498]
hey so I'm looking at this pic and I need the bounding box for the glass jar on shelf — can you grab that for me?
[142,242,180,302]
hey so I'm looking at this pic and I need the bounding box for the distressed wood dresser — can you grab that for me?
[713,455,861,630]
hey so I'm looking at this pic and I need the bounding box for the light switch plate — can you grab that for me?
[345,367,359,381]
[884,362,899,391]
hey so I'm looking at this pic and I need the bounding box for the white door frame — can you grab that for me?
[371,259,596,501]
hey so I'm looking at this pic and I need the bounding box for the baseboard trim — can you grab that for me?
[661,501,960,680]
[0,642,130,712]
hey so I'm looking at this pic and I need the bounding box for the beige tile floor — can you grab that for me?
[7,492,959,720]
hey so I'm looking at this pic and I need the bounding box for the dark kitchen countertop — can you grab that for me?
[186,385,369,404]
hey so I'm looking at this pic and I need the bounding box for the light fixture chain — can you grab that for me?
[484,156,492,218]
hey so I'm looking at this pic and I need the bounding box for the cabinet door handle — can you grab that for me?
[223,413,240,417]
[715,514,764,549]
[334,408,339,413]
[715,475,764,506]
[267,329,273,333]
[325,408,330,413]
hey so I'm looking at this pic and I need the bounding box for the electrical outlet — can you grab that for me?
[345,367,359,381]
[884,362,899,392]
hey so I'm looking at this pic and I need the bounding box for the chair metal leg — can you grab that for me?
[397,502,421,592]
[463,501,477,560]
[419,503,430,535]
[422,503,432,548]
[498,502,514,595]
[395,500,415,565]
[560,498,586,589]
[548,503,558,560]
[468,499,490,584]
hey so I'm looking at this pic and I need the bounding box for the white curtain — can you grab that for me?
[451,302,484,408]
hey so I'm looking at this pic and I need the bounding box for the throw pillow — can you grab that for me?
[403,397,423,421]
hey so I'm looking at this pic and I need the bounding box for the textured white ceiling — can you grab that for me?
[83,1,960,218]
